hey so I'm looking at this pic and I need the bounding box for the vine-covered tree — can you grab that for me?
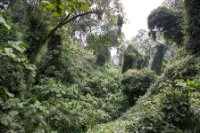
[184,0,200,55]
[148,7,184,46]
[24,12,49,63]
[87,29,120,65]
[151,43,166,75]
[8,0,124,64]
[122,44,142,73]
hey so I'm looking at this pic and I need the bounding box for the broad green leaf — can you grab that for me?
[52,11,59,17]
[40,1,55,12]
[5,48,13,54]
[3,98,20,109]
[9,110,19,117]
[187,80,199,87]
[0,113,12,126]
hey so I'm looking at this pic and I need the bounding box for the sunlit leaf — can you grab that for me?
[176,82,186,87]
[52,11,59,17]
[6,92,14,98]
[81,3,89,11]
[8,41,26,53]
[0,17,11,30]
[187,80,199,87]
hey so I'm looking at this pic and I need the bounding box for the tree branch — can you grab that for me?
[64,14,71,21]
[63,11,100,25]
[47,10,100,38]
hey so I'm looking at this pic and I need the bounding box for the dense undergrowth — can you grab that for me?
[88,56,200,133]
[0,39,129,132]
[1,0,200,133]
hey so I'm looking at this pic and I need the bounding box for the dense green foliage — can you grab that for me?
[122,44,142,73]
[164,56,199,81]
[1,0,200,133]
[151,43,166,75]
[121,69,156,105]
[88,57,200,133]
[148,7,183,46]
[86,30,119,65]
[24,12,49,63]
[0,16,16,44]
[0,24,45,132]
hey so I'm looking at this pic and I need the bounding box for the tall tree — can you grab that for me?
[86,29,120,65]
[133,29,156,68]
[184,0,200,55]
[122,44,142,73]
[12,0,124,64]
[148,7,184,46]
[151,43,166,75]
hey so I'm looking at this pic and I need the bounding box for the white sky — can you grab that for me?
[122,0,164,40]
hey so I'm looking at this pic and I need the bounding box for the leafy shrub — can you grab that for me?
[150,56,200,94]
[91,78,200,133]
[160,83,193,130]
[31,78,79,101]
[129,79,200,133]
[0,95,48,133]
[31,78,111,132]
[0,43,47,132]
[0,40,35,97]
[31,74,126,132]
[83,78,118,98]
[47,97,111,133]
[0,17,48,132]
[121,68,156,105]
[164,56,200,81]
[132,108,182,133]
